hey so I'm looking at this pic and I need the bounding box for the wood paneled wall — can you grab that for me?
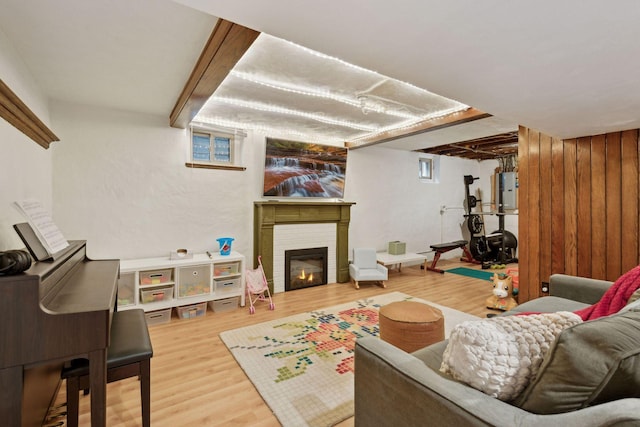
[518,126,640,302]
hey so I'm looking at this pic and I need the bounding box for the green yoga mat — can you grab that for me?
[446,267,494,281]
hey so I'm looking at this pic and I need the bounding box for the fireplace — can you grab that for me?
[285,247,328,291]
[254,201,354,293]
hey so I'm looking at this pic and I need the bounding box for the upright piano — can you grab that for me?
[0,241,119,426]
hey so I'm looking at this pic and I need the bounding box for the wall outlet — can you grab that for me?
[439,205,447,214]
[541,281,549,293]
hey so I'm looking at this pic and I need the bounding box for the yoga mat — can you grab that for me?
[446,267,494,281]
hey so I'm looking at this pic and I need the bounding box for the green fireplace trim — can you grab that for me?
[254,201,355,292]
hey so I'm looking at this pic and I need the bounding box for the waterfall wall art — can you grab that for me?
[263,138,348,198]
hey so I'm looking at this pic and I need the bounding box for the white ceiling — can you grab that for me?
[2,0,638,150]
[178,0,640,140]
[193,33,474,144]
[0,0,216,116]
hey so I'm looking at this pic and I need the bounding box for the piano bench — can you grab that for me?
[61,309,153,427]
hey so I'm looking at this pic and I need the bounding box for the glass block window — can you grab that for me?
[192,132,211,162]
[190,128,234,165]
[213,136,231,162]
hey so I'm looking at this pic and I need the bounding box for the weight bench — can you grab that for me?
[427,240,479,273]
[61,309,153,427]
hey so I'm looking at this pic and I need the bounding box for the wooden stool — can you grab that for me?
[61,309,153,427]
[379,301,444,353]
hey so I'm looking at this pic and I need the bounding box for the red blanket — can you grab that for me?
[573,265,640,321]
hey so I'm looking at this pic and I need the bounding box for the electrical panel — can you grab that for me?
[496,172,517,210]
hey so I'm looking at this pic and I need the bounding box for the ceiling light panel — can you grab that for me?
[196,101,367,142]
[213,74,405,127]
[194,33,469,142]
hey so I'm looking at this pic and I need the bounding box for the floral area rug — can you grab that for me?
[219,292,477,427]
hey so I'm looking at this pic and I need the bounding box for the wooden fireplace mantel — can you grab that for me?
[253,201,355,291]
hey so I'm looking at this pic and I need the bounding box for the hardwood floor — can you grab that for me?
[60,259,506,426]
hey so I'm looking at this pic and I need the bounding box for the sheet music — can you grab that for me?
[13,199,69,255]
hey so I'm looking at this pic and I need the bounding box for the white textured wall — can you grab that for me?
[0,26,53,251]
[48,105,517,265]
[343,146,506,259]
[1,13,514,269]
[0,7,518,267]
[51,101,257,260]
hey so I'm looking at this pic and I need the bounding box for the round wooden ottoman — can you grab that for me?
[379,301,445,353]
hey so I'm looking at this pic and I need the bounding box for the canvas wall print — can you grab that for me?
[263,138,348,198]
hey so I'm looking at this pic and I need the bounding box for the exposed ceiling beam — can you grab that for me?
[0,79,59,149]
[345,108,491,149]
[169,19,259,129]
[418,131,519,160]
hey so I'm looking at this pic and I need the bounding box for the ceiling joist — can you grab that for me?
[169,19,259,129]
[345,108,491,149]
[417,131,519,160]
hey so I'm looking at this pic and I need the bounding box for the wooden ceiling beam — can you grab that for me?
[169,19,259,129]
[0,79,59,149]
[345,108,491,149]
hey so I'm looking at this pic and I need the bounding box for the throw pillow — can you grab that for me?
[629,289,640,304]
[440,311,582,401]
[515,309,640,414]
[619,292,640,314]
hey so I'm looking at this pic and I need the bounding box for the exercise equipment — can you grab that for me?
[463,174,518,268]
[482,228,518,268]
[469,235,490,261]
[483,172,518,267]
[464,175,491,262]
[427,240,479,274]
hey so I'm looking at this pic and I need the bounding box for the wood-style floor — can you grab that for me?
[58,259,507,426]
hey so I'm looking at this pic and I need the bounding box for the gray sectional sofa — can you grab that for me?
[354,274,640,426]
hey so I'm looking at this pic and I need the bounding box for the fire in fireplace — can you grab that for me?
[285,247,328,291]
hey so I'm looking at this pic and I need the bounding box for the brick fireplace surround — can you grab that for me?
[253,201,355,292]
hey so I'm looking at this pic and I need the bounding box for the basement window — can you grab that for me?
[418,155,439,183]
[192,128,233,163]
[186,126,246,171]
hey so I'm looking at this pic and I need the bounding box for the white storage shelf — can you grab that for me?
[118,252,246,323]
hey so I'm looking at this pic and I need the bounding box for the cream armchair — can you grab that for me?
[349,248,388,289]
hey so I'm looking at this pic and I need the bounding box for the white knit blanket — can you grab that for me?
[440,311,582,401]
